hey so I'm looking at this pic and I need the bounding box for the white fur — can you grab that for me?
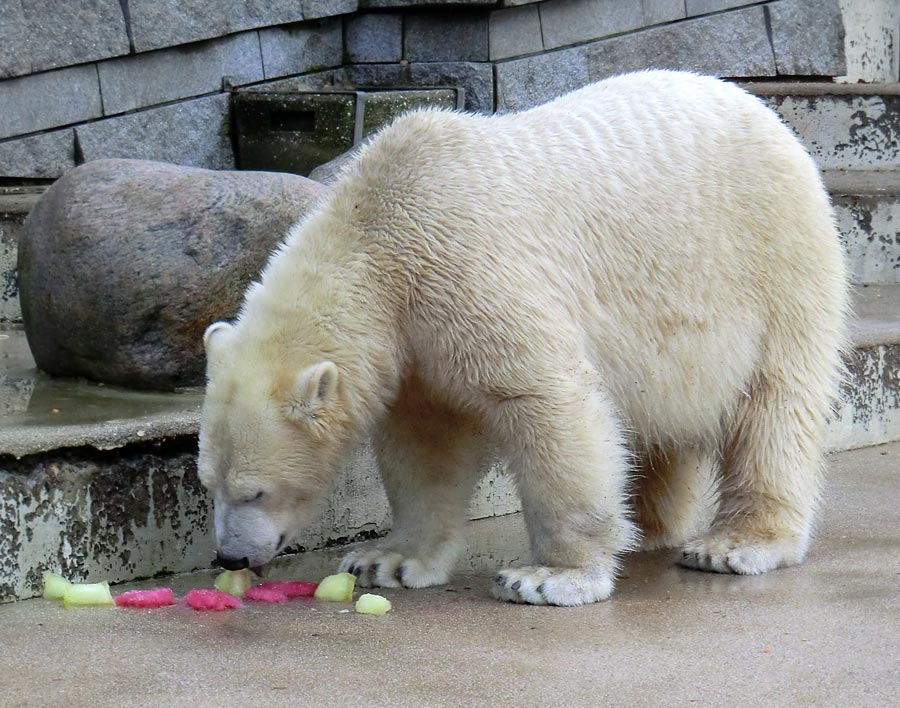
[198,71,848,605]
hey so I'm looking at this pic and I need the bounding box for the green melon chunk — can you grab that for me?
[63,581,114,608]
[42,572,72,600]
[214,569,253,597]
[313,572,356,602]
[355,593,392,615]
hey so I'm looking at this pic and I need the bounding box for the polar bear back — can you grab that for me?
[319,71,848,443]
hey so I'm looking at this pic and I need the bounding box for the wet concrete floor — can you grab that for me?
[0,442,898,707]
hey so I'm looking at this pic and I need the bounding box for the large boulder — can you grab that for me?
[19,159,327,390]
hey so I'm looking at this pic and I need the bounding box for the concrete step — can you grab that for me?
[745,82,900,172]
[826,170,900,285]
[3,280,900,602]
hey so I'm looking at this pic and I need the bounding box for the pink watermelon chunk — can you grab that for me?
[257,581,318,598]
[114,588,176,608]
[244,586,288,603]
[185,589,243,611]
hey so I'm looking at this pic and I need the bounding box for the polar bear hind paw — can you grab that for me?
[492,566,615,606]
[678,530,807,575]
[338,549,452,589]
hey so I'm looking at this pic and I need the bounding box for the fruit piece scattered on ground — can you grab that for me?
[214,569,253,597]
[184,589,243,611]
[42,572,72,600]
[256,581,318,598]
[114,588,176,608]
[355,593,392,615]
[314,573,356,602]
[244,586,288,603]
[63,581,115,608]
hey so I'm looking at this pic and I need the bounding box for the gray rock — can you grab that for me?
[346,13,403,63]
[405,12,490,62]
[0,0,129,80]
[75,94,235,170]
[0,129,76,179]
[126,0,306,52]
[98,32,264,115]
[18,159,328,390]
[259,18,344,79]
[0,65,102,140]
[769,0,846,77]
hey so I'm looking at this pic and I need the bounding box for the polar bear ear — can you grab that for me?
[203,321,233,366]
[287,361,340,420]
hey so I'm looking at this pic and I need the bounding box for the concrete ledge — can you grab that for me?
[824,169,900,196]
[743,81,900,96]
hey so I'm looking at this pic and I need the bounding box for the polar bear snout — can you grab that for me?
[213,498,284,569]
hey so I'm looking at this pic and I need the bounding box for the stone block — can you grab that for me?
[540,0,645,50]
[362,0,494,5]
[342,62,494,113]
[346,13,403,63]
[0,129,76,179]
[259,19,344,79]
[587,6,775,81]
[98,33,264,115]
[0,65,102,140]
[769,0,846,76]
[241,69,343,92]
[642,0,687,25]
[685,0,756,15]
[495,45,591,112]
[410,63,493,112]
[126,0,306,52]
[496,6,776,112]
[405,12,490,62]
[489,5,543,60]
[302,0,358,18]
[75,95,234,170]
[0,0,129,80]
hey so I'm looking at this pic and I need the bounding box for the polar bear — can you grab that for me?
[198,70,848,606]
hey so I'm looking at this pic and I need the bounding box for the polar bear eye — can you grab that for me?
[251,491,264,502]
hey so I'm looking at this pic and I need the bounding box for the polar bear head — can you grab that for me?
[197,320,351,572]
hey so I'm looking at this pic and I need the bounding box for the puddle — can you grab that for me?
[0,327,203,456]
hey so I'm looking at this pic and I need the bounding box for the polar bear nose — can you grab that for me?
[216,553,250,571]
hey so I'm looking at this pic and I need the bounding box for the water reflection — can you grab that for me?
[0,327,203,428]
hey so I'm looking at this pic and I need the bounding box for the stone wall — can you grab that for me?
[0,0,846,179]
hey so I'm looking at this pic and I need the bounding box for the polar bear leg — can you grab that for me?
[339,380,486,589]
[634,443,715,551]
[491,380,638,606]
[679,374,824,575]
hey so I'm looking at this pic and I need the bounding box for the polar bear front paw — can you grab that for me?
[492,566,615,606]
[338,549,453,589]
[678,530,807,575]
